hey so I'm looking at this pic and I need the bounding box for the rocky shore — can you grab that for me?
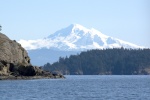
[0,33,64,80]
[0,65,65,80]
[0,75,64,80]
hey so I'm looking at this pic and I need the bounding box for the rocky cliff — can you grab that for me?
[0,33,30,66]
[0,33,64,80]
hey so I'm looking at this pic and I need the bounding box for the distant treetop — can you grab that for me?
[0,25,2,31]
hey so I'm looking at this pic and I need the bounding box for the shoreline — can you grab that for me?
[0,75,65,80]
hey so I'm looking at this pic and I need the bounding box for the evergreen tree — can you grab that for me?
[43,48,150,75]
[0,25,2,31]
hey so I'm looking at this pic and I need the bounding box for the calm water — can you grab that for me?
[0,75,150,100]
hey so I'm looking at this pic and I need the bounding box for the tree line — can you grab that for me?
[43,48,150,75]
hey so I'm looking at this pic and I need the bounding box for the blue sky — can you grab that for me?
[0,0,150,47]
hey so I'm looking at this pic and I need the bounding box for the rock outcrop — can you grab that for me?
[0,33,30,66]
[0,33,64,80]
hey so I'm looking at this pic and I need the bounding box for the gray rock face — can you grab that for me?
[0,33,64,79]
[0,33,30,66]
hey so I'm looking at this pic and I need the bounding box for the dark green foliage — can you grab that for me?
[9,63,19,76]
[0,25,1,31]
[18,65,36,76]
[0,65,2,70]
[9,63,18,72]
[43,48,150,75]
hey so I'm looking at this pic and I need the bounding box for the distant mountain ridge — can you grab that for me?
[19,24,143,51]
[18,24,144,65]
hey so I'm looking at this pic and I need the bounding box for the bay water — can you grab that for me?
[0,75,150,100]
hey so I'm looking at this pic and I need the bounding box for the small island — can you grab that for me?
[0,33,64,80]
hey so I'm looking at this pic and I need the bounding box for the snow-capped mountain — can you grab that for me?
[18,24,144,66]
[19,24,143,51]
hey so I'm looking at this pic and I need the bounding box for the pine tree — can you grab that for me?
[43,48,150,75]
[0,25,2,31]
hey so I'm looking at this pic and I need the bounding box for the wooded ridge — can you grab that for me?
[43,48,150,75]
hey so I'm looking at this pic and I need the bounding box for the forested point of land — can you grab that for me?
[43,48,150,75]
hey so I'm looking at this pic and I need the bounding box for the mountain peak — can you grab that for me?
[18,24,144,50]
[70,23,85,28]
[48,24,89,38]
[68,23,89,33]
[71,23,86,29]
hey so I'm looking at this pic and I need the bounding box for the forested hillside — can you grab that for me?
[43,48,150,75]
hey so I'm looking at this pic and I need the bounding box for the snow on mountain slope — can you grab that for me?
[18,24,143,51]
[18,24,145,65]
